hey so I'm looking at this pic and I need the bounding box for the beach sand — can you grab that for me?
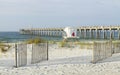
[0,43,120,75]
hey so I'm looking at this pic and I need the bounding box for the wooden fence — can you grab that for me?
[15,44,27,68]
[92,41,112,63]
[15,43,48,68]
[14,41,120,67]
[31,43,48,64]
[112,43,120,53]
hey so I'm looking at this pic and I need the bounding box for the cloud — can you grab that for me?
[0,0,120,17]
[0,0,120,31]
[0,0,113,15]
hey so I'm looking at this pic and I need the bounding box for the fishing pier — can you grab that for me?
[20,26,120,40]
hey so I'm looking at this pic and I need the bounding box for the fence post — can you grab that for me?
[31,44,33,64]
[92,42,95,64]
[110,40,112,56]
[15,44,18,68]
[47,41,49,60]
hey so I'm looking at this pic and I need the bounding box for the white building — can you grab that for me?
[63,27,79,39]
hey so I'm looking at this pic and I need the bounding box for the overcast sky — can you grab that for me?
[0,0,120,31]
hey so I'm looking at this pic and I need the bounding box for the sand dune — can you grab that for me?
[0,44,120,75]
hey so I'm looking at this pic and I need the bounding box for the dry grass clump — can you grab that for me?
[79,42,93,49]
[48,40,56,44]
[59,41,66,47]
[58,40,67,47]
[58,40,94,49]
[107,40,120,48]
[112,41,120,47]
[0,43,11,52]
[58,39,75,48]
[25,38,46,44]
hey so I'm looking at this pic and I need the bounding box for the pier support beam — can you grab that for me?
[113,30,115,39]
[118,29,120,40]
[81,29,84,39]
[86,29,88,39]
[91,30,94,39]
[110,29,112,40]
[80,29,82,39]
[103,29,105,39]
[96,29,99,39]
[89,29,91,39]
[84,29,87,39]
[78,29,81,38]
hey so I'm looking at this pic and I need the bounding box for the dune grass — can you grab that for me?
[58,40,94,49]
[58,41,67,47]
[25,38,46,44]
[112,40,120,44]
[48,40,56,44]
[77,42,93,49]
[0,43,11,52]
[111,40,120,47]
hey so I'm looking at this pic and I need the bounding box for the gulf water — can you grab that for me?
[0,32,62,43]
[0,32,119,43]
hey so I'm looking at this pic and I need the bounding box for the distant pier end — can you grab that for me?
[20,26,120,40]
[20,28,64,37]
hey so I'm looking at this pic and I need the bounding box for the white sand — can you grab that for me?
[0,44,120,75]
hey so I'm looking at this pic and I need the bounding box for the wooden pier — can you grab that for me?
[20,26,120,40]
[20,28,63,37]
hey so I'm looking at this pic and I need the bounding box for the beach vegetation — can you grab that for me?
[48,40,56,44]
[78,42,93,49]
[0,43,11,52]
[25,38,46,44]
[59,41,67,47]
[112,41,120,47]
[112,40,120,44]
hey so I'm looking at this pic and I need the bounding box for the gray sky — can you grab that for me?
[0,0,120,31]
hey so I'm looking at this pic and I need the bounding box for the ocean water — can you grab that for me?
[0,32,119,43]
[0,32,62,43]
